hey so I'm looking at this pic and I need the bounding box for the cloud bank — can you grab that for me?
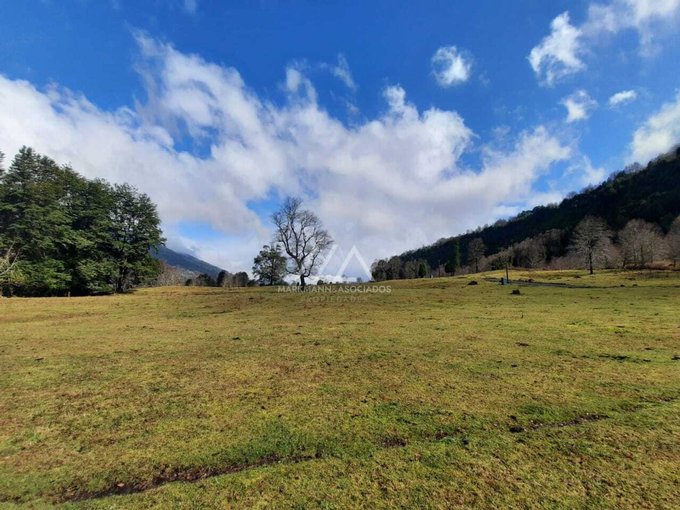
[630,91,680,163]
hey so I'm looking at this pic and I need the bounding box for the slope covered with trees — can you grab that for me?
[386,148,680,275]
[0,147,164,296]
[154,245,225,279]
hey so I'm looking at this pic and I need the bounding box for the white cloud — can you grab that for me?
[431,46,472,87]
[608,89,638,107]
[321,54,356,91]
[529,1,680,84]
[566,155,607,186]
[0,35,572,273]
[528,12,584,86]
[561,90,597,122]
[630,91,680,162]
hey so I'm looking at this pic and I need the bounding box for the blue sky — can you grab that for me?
[1,0,680,276]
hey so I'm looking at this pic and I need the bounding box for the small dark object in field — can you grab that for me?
[672,355,680,361]
[34,357,44,362]
[231,336,240,340]
[509,425,524,433]
[512,289,521,295]
[600,354,630,361]
[381,436,407,448]
[294,332,302,335]
[511,364,518,368]
[516,342,529,347]
[467,280,478,286]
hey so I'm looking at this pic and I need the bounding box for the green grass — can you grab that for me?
[1,270,679,509]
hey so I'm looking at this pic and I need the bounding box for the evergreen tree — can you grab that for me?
[444,239,461,274]
[108,183,164,293]
[252,244,287,285]
[0,147,164,296]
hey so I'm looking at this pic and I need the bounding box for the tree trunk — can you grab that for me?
[299,274,306,290]
[589,252,594,275]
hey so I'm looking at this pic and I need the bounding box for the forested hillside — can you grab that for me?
[374,147,680,278]
[0,147,164,296]
[154,246,224,279]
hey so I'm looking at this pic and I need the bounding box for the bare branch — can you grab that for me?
[0,244,19,281]
[271,197,333,288]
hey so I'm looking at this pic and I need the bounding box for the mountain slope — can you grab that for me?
[399,148,680,267]
[153,245,224,278]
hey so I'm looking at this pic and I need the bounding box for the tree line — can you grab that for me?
[371,214,680,280]
[0,147,164,296]
[396,147,680,272]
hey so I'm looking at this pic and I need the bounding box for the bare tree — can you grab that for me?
[272,197,333,289]
[467,238,485,273]
[0,244,19,288]
[618,219,666,268]
[667,216,680,267]
[570,217,612,274]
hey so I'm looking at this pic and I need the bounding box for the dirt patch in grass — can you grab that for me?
[55,452,324,503]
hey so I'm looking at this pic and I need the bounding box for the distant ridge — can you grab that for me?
[398,146,680,267]
[153,245,224,278]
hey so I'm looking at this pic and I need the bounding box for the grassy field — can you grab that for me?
[1,270,679,509]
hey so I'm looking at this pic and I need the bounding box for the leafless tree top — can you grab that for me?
[272,197,333,283]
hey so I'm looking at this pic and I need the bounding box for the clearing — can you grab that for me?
[1,270,679,508]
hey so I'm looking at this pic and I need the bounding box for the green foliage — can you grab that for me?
[444,239,461,274]
[253,244,287,285]
[0,147,164,296]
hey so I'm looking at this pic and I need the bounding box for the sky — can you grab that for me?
[1,0,680,279]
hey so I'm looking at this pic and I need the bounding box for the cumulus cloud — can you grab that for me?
[431,46,472,87]
[561,90,597,122]
[528,13,584,86]
[608,89,637,107]
[529,1,680,84]
[0,35,573,272]
[630,91,680,162]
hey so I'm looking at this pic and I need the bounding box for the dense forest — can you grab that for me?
[0,147,164,296]
[373,147,680,280]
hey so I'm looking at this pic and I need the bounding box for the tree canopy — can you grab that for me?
[0,147,164,296]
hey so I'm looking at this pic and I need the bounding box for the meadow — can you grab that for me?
[1,270,679,509]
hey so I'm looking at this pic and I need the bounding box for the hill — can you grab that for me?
[154,245,225,278]
[399,147,680,268]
